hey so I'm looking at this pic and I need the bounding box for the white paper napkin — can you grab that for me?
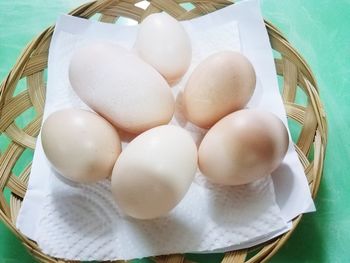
[16,0,314,260]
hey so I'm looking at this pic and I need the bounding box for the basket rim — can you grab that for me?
[0,1,328,262]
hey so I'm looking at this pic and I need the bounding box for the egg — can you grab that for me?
[111,125,197,219]
[184,51,256,128]
[198,109,289,185]
[69,42,175,134]
[41,108,121,183]
[135,12,192,82]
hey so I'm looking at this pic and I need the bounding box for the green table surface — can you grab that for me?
[1,0,349,262]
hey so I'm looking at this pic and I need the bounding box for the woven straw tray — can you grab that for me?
[0,0,327,262]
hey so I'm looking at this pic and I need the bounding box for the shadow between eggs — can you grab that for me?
[174,90,207,147]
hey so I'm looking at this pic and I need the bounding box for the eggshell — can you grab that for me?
[69,42,175,134]
[41,108,121,183]
[184,51,256,128]
[135,13,192,82]
[111,125,197,219]
[198,109,289,185]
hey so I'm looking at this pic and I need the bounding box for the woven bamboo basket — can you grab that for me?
[0,0,327,262]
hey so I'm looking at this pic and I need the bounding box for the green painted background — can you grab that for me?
[0,0,349,262]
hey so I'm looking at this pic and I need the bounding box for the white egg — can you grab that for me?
[41,108,121,183]
[111,125,198,219]
[135,12,192,82]
[69,42,175,134]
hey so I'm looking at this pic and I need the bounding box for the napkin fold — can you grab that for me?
[17,0,314,260]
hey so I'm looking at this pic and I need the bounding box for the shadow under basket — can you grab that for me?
[0,0,327,262]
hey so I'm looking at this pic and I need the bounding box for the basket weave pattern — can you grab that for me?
[0,0,327,262]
